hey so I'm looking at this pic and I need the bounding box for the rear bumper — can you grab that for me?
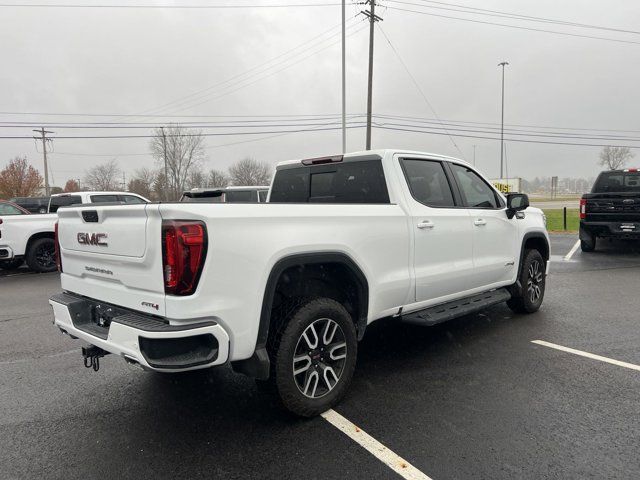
[49,292,230,372]
[580,221,640,239]
[0,246,15,260]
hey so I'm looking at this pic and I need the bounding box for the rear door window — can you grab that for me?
[91,195,119,203]
[120,195,146,204]
[400,159,456,207]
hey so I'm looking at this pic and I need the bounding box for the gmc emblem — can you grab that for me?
[77,232,108,247]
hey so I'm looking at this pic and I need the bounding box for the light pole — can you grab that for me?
[498,61,509,179]
[341,0,346,153]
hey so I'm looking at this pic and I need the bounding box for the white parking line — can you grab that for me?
[321,409,433,480]
[563,239,581,261]
[532,340,640,372]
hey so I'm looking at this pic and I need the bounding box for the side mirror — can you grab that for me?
[506,193,529,219]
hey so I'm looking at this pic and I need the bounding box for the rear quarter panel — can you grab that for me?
[158,202,411,360]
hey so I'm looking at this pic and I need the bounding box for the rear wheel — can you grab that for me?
[26,238,57,273]
[507,249,546,314]
[580,232,596,252]
[270,297,357,417]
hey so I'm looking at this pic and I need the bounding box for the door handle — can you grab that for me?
[417,221,435,229]
[474,219,487,226]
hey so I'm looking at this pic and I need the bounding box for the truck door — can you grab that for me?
[447,163,518,288]
[399,157,475,303]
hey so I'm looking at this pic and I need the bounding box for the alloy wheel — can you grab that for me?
[527,260,544,304]
[292,318,347,399]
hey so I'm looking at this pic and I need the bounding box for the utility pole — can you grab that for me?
[122,171,126,191]
[363,0,382,150]
[161,126,168,201]
[498,61,509,179]
[33,128,54,196]
[341,0,346,153]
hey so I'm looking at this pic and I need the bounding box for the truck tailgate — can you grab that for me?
[57,204,167,316]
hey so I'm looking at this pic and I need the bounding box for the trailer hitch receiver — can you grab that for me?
[82,345,108,372]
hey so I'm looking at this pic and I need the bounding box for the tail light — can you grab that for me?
[54,221,62,272]
[580,198,587,219]
[162,220,207,296]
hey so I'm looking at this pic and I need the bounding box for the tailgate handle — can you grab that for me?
[82,210,99,223]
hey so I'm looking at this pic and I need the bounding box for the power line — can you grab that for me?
[134,22,368,118]
[387,0,640,36]
[377,24,467,160]
[373,124,640,149]
[0,2,342,9]
[385,5,640,46]
[133,17,360,118]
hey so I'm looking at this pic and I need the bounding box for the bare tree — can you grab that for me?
[599,146,634,170]
[152,172,168,201]
[228,157,272,186]
[150,124,205,200]
[84,159,122,191]
[186,168,207,190]
[207,169,229,188]
[128,167,156,199]
[0,156,43,198]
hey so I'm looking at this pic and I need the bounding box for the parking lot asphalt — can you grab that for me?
[1,233,639,479]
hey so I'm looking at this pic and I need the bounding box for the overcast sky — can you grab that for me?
[1,0,639,187]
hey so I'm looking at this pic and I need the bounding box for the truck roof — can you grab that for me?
[275,149,469,169]
[51,191,144,197]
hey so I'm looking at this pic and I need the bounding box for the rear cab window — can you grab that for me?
[225,190,256,203]
[49,195,82,213]
[593,171,640,193]
[270,159,390,204]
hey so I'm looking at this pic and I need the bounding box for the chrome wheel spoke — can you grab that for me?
[301,323,319,350]
[302,370,320,397]
[293,354,312,375]
[321,364,340,391]
[327,341,347,361]
[322,320,338,346]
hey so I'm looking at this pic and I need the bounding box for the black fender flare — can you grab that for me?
[513,232,549,289]
[232,252,369,380]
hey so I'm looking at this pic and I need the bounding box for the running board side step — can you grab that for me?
[401,288,512,326]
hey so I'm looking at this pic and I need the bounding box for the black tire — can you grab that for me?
[0,258,23,270]
[270,297,357,417]
[507,249,546,314]
[26,238,57,273]
[580,234,596,252]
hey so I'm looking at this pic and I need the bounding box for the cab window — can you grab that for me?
[449,164,501,209]
[120,195,146,204]
[400,159,456,207]
[0,203,24,215]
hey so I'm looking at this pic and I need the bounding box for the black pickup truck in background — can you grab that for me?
[580,168,640,251]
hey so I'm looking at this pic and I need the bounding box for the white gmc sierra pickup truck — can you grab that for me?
[0,191,148,272]
[50,149,549,416]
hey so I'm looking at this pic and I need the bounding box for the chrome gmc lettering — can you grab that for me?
[77,232,108,247]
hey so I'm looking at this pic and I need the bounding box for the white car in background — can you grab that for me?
[0,191,149,272]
